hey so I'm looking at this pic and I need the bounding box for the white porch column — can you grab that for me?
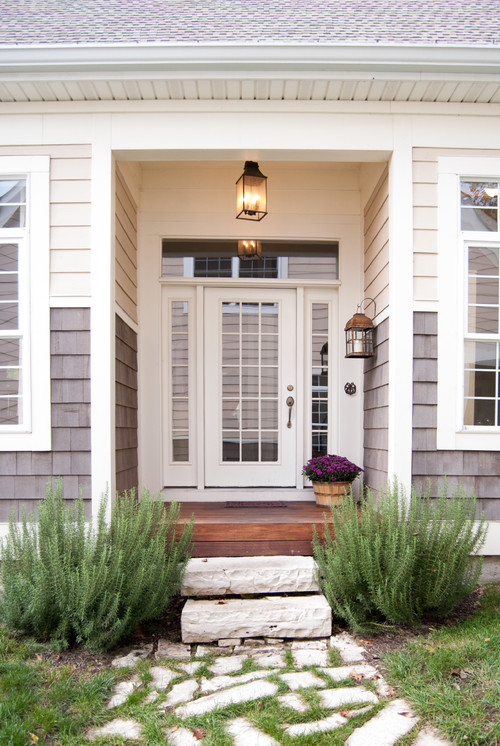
[387,120,414,490]
[90,116,115,521]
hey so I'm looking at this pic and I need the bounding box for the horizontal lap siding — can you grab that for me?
[0,144,92,299]
[412,147,500,303]
[115,315,138,494]
[412,311,500,519]
[364,167,389,316]
[115,164,138,323]
[363,169,389,489]
[0,309,91,520]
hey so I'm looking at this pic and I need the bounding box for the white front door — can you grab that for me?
[204,287,297,486]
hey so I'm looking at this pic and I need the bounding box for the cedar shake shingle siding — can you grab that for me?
[0,308,91,521]
[412,311,500,520]
[115,315,138,494]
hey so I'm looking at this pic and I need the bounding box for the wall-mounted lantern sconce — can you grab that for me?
[345,298,376,358]
[238,239,262,261]
[236,161,268,221]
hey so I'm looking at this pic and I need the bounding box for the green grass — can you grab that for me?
[0,624,116,745]
[1,589,498,745]
[384,585,500,746]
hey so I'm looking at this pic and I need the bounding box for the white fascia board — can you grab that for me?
[1,43,500,76]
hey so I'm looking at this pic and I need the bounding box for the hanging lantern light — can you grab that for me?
[237,239,262,260]
[236,161,268,221]
[345,298,376,358]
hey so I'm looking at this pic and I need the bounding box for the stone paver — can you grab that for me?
[278,692,309,712]
[107,677,142,709]
[98,630,433,745]
[194,644,220,657]
[201,669,276,693]
[243,638,268,647]
[218,637,241,646]
[292,647,329,667]
[166,726,204,745]
[346,698,419,746]
[226,717,280,745]
[155,640,191,660]
[320,664,379,682]
[111,646,152,668]
[150,665,176,690]
[253,650,287,668]
[413,728,453,746]
[175,680,279,717]
[164,678,199,707]
[208,653,248,675]
[291,639,328,649]
[234,645,283,654]
[279,670,326,691]
[86,718,143,741]
[319,686,379,709]
[179,660,204,675]
[285,713,348,736]
[330,633,367,663]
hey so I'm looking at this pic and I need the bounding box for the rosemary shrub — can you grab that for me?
[0,481,193,651]
[313,481,486,630]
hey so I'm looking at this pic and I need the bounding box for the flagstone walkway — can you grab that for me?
[86,633,452,745]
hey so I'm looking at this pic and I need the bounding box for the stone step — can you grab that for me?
[181,555,320,597]
[181,594,332,642]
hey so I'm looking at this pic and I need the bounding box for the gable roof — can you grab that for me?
[1,0,500,47]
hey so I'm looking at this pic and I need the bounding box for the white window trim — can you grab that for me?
[0,156,51,451]
[437,155,500,451]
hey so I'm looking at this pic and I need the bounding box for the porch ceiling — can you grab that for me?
[2,73,500,105]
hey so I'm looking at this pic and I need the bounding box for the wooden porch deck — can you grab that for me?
[168,501,332,557]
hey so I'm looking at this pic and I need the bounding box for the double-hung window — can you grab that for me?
[437,157,500,450]
[461,181,500,427]
[0,156,50,450]
[0,177,27,427]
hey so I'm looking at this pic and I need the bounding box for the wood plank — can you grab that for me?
[192,540,315,557]
[169,501,333,556]
[171,501,329,523]
[187,523,324,541]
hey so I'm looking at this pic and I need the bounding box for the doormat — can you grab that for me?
[225,501,288,508]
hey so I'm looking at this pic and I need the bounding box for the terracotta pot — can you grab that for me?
[312,481,351,506]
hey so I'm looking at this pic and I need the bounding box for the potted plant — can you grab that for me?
[302,453,363,506]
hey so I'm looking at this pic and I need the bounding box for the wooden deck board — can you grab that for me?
[167,501,332,557]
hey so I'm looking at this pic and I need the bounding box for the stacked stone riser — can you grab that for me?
[180,556,332,644]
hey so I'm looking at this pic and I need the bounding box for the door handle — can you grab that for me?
[286,396,294,428]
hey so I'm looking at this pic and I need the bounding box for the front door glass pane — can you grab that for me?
[311,304,329,456]
[221,301,279,462]
[170,301,189,461]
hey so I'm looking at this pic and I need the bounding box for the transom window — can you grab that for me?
[161,239,338,280]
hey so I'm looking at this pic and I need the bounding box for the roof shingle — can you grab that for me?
[1,0,500,47]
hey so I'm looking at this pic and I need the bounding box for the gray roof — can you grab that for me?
[1,0,500,47]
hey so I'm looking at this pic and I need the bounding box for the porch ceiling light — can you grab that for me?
[237,239,262,260]
[236,161,268,221]
[345,298,376,359]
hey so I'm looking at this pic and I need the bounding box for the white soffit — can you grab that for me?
[1,44,500,104]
